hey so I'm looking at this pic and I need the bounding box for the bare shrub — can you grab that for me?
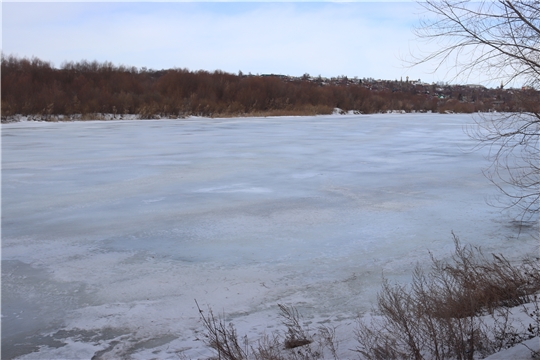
[196,300,248,360]
[196,302,339,360]
[248,105,334,118]
[315,325,339,360]
[196,235,538,360]
[79,113,106,121]
[355,233,540,360]
[435,238,540,316]
[278,304,312,349]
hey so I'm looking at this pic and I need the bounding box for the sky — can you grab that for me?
[2,1,473,84]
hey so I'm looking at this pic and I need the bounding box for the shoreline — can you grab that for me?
[3,109,478,124]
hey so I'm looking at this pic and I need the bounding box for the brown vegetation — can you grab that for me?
[195,234,539,360]
[195,301,339,360]
[355,234,540,360]
[2,55,537,121]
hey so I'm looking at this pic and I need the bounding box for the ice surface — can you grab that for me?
[2,114,538,359]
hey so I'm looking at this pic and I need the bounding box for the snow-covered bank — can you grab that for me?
[2,114,538,359]
[1,108,430,124]
[2,113,155,123]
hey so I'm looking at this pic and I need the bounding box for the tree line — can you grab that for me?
[1,55,537,121]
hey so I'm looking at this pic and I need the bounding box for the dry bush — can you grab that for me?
[245,105,333,118]
[196,300,248,360]
[355,233,540,360]
[196,234,538,360]
[278,304,313,350]
[74,113,107,121]
[196,301,338,360]
[433,238,540,316]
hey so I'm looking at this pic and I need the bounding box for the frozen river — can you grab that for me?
[2,114,538,359]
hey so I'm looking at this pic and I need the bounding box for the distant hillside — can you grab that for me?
[2,55,538,121]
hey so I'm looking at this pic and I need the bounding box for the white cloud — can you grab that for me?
[1,2,450,83]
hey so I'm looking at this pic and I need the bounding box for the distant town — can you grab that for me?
[259,72,534,108]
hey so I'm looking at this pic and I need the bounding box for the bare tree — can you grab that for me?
[415,0,540,219]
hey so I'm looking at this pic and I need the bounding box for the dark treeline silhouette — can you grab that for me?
[1,55,537,121]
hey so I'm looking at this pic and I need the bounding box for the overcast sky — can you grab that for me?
[3,1,475,84]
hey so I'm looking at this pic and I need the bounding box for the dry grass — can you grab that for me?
[195,300,249,360]
[196,301,339,360]
[245,105,334,118]
[195,233,539,359]
[79,113,107,121]
[355,233,540,360]
[278,304,313,350]
[197,105,334,119]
